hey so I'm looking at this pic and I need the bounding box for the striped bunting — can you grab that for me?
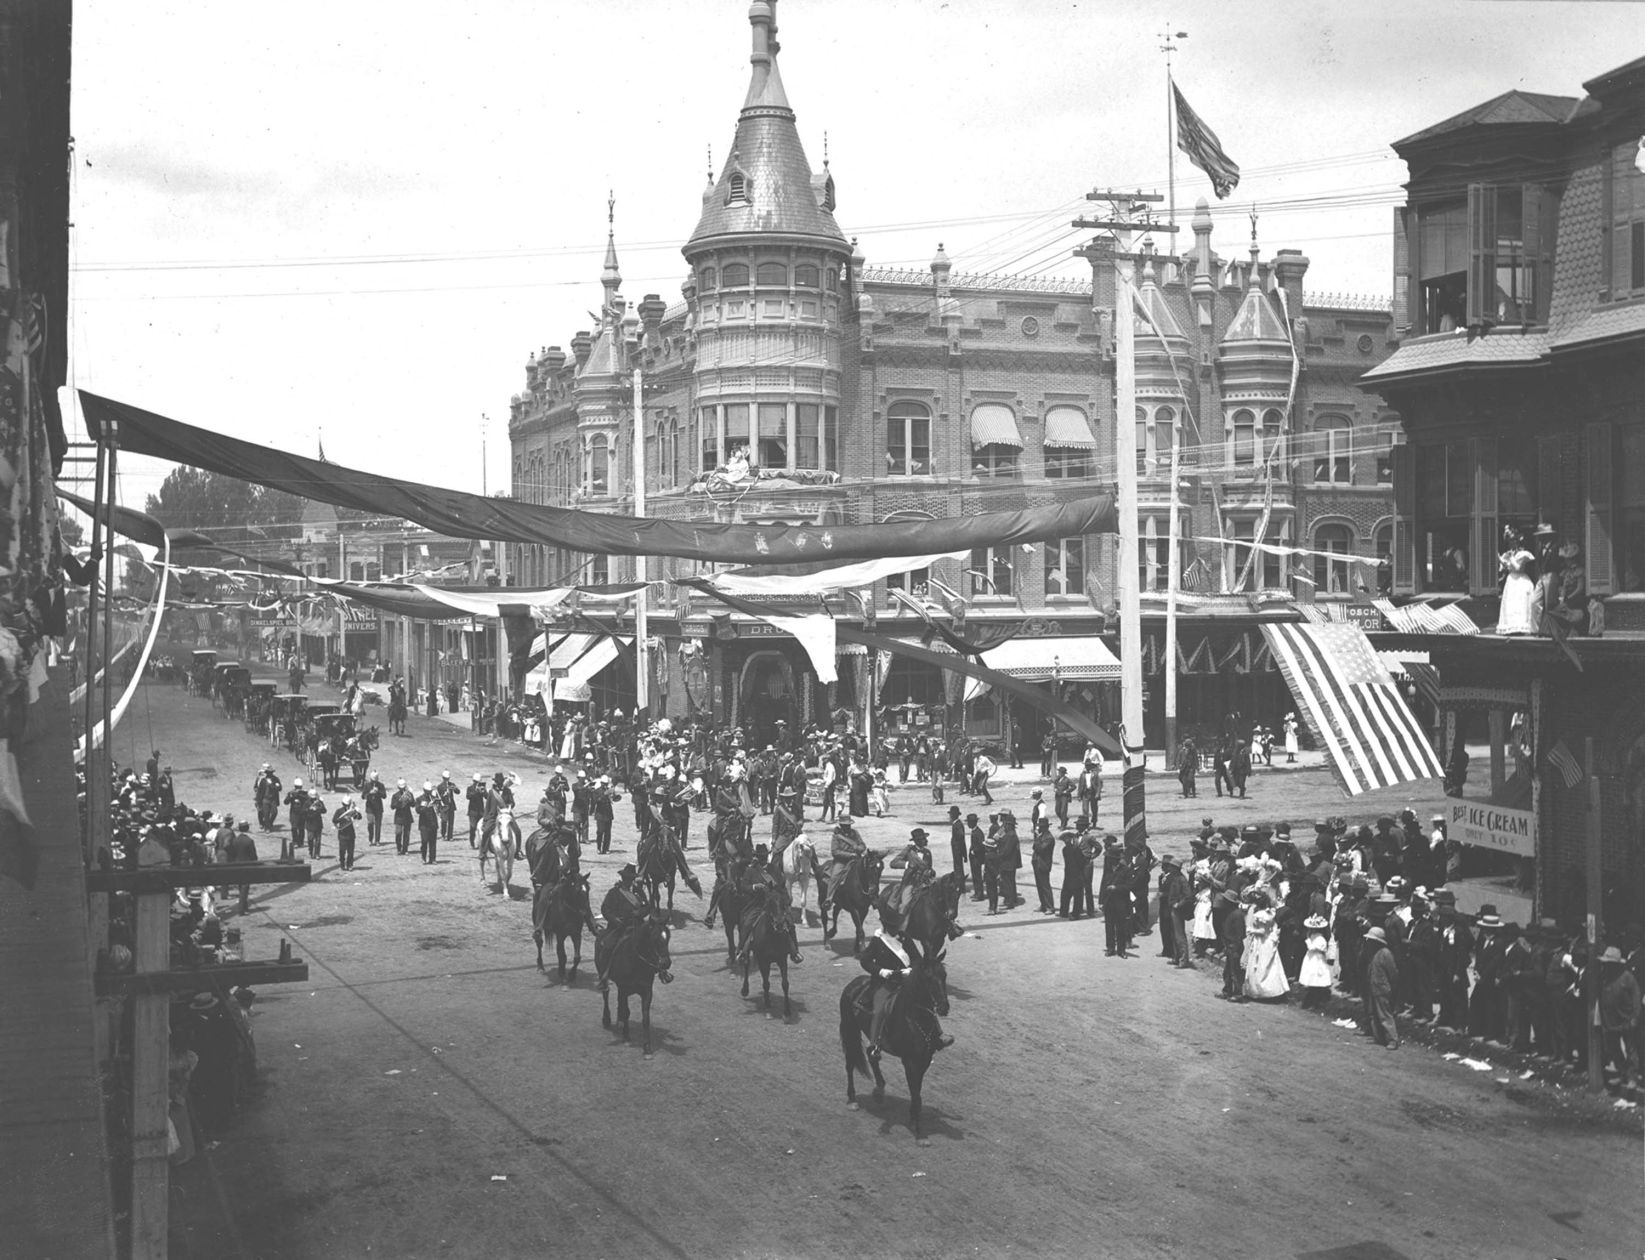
[1262,622,1445,796]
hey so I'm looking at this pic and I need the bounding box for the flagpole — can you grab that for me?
[1164,376,1182,767]
[1161,27,1186,232]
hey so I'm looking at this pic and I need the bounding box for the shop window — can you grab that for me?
[886,401,931,476]
[969,545,1013,597]
[1311,415,1352,484]
[882,659,943,708]
[1045,537,1085,598]
[1313,523,1355,595]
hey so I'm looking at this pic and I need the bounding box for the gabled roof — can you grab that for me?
[1395,89,1580,148]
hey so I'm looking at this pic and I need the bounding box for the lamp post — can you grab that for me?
[622,306,649,717]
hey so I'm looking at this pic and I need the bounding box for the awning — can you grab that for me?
[1043,406,1097,449]
[547,633,595,672]
[979,635,1121,681]
[554,636,621,704]
[970,403,1023,449]
[1376,649,1430,670]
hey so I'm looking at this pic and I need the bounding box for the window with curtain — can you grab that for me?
[1044,537,1085,598]
[968,545,1013,597]
[1232,409,1256,466]
[757,402,787,468]
[795,404,820,469]
[1312,415,1352,484]
[1313,523,1355,594]
[886,401,931,475]
[699,406,719,471]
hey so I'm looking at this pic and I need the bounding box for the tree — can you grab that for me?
[145,468,263,540]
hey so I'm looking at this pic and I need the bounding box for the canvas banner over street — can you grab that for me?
[81,392,1118,566]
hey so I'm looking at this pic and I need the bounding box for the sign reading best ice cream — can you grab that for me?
[1449,801,1537,858]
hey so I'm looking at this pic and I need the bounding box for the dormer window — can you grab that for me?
[727,169,749,204]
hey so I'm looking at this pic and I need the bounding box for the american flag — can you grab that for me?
[1173,82,1241,200]
[1180,555,1211,591]
[1546,739,1583,789]
[1261,621,1444,795]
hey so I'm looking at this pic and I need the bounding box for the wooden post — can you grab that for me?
[129,890,172,1258]
[1584,736,1603,1094]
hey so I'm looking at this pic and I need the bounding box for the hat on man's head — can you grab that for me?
[1599,946,1625,965]
[618,863,638,879]
[1430,888,1456,906]
[1363,925,1387,944]
[1476,904,1504,928]
[964,813,978,823]
[948,805,961,817]
[910,828,929,842]
[1431,813,1446,824]
[1274,822,1291,837]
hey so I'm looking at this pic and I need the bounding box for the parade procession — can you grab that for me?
[4,2,1645,1258]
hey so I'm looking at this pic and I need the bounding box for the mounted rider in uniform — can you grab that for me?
[823,820,870,915]
[859,927,953,1061]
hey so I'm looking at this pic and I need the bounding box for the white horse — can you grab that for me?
[481,808,516,893]
[784,833,821,925]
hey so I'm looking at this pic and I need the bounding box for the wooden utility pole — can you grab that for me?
[1585,736,1603,1094]
[1075,193,1176,843]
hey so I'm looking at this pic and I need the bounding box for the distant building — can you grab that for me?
[1361,54,1645,926]
[507,0,1398,753]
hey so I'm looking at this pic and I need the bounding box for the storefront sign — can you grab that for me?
[738,622,789,637]
[1345,603,1388,632]
[1449,801,1536,858]
[683,623,711,638]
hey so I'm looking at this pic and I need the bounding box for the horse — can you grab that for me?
[824,852,885,954]
[839,945,951,1142]
[877,870,966,962]
[783,834,824,925]
[480,808,516,893]
[533,871,599,978]
[740,886,803,1017]
[596,911,674,1057]
[636,817,703,914]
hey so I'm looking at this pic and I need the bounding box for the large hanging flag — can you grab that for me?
[1261,621,1443,796]
[1173,82,1240,199]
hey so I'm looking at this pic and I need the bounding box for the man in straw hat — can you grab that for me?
[1362,923,1400,1048]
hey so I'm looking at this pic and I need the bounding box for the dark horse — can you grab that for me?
[824,852,885,954]
[740,886,803,1018]
[839,945,951,1142]
[877,871,966,962]
[596,911,674,1057]
[533,871,599,978]
[636,816,702,914]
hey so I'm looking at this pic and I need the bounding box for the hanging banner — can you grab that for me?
[80,391,1117,565]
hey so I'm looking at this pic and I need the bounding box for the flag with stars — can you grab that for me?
[1261,621,1443,795]
[1173,82,1241,200]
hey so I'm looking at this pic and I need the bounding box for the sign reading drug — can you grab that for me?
[1449,801,1536,858]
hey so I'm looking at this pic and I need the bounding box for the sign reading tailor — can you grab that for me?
[1449,801,1537,858]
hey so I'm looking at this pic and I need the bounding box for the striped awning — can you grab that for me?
[970,403,1023,449]
[1043,405,1097,449]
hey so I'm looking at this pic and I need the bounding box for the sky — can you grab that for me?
[63,0,1645,521]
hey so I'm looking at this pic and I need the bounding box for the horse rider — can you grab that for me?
[599,863,650,954]
[823,820,870,915]
[480,772,508,858]
[885,827,935,920]
[859,927,952,1062]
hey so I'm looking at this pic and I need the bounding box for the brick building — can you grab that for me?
[507,0,1398,753]
[1359,54,1645,927]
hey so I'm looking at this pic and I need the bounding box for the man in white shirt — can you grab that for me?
[971,751,995,806]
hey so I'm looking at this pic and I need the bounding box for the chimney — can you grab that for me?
[570,331,592,367]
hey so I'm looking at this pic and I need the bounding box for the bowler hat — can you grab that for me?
[910,828,929,842]
[617,863,638,879]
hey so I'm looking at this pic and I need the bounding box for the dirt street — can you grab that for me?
[132,682,1642,1260]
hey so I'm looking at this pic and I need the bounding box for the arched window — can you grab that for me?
[699,267,717,291]
[1044,404,1095,478]
[794,263,820,288]
[756,262,787,286]
[1313,523,1355,594]
[886,400,931,476]
[1232,409,1256,466]
[588,435,609,497]
[1135,405,1149,474]
[721,262,749,287]
[1312,415,1351,484]
[1154,405,1175,471]
[1262,408,1284,461]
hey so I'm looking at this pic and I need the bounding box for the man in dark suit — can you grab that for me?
[946,805,966,892]
[966,813,986,902]
[363,772,387,845]
[390,779,416,856]
[224,821,259,913]
[465,773,486,848]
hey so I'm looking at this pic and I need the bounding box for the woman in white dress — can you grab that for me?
[1298,912,1334,1007]
[1283,713,1299,763]
[1494,525,1539,635]
[1191,863,1218,953]
[1243,891,1291,1000]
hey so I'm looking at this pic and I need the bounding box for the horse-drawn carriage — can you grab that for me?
[245,682,278,736]
[213,663,251,719]
[306,709,377,788]
[269,694,307,754]
[189,649,217,698]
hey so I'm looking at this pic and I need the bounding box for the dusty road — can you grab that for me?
[132,681,1643,1260]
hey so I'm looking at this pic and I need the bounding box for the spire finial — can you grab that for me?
[707,144,713,183]
[608,189,615,232]
[823,130,830,170]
